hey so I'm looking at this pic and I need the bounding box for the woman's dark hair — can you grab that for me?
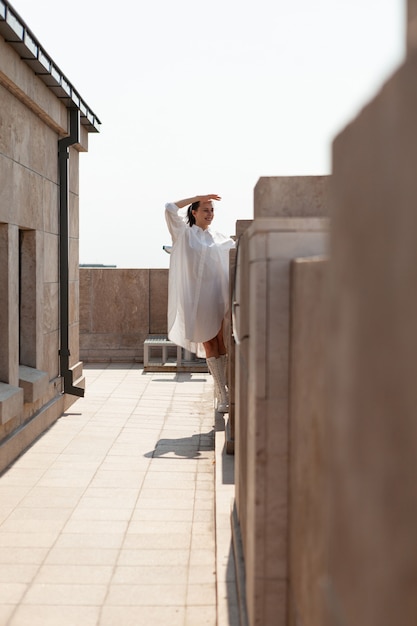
[187,201,200,226]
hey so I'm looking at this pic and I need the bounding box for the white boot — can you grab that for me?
[214,354,228,409]
[212,365,222,410]
[207,357,229,413]
[219,354,228,385]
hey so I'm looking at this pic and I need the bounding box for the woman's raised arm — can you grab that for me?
[174,194,221,209]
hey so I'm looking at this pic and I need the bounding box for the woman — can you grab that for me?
[165,194,235,412]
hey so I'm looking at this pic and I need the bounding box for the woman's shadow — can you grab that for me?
[144,429,215,459]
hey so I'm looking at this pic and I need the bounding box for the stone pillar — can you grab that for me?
[326,53,417,626]
[288,257,328,626]
[235,216,328,626]
[0,223,19,385]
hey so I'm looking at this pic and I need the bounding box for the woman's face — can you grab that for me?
[192,201,214,230]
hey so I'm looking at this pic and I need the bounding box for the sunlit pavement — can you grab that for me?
[0,364,238,626]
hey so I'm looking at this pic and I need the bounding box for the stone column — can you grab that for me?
[235,215,328,626]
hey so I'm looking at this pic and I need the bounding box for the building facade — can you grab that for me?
[0,1,100,472]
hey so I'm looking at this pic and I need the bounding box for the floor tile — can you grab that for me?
[100,605,185,626]
[22,582,107,606]
[9,605,100,626]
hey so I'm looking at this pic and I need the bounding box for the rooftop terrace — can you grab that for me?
[0,364,238,626]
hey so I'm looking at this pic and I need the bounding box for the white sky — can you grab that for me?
[13,0,406,268]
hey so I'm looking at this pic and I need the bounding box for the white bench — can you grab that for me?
[143,335,182,369]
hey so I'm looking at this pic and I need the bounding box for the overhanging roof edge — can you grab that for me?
[0,0,101,132]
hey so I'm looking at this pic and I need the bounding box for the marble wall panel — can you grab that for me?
[69,147,79,196]
[69,323,80,366]
[43,330,59,380]
[0,83,58,181]
[79,269,92,333]
[69,280,79,325]
[43,233,59,283]
[149,269,168,334]
[0,37,67,135]
[43,282,59,334]
[69,193,80,240]
[69,237,79,282]
[43,180,59,235]
[91,269,149,334]
[79,269,172,362]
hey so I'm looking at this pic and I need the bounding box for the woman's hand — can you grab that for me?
[200,194,221,202]
[175,194,221,208]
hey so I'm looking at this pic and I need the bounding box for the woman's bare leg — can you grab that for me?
[203,322,226,359]
[217,321,227,355]
[202,336,219,358]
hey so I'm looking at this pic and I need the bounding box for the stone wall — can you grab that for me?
[232,176,330,626]
[0,27,89,472]
[79,268,169,362]
[232,9,417,626]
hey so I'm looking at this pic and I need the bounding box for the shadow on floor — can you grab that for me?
[144,430,215,459]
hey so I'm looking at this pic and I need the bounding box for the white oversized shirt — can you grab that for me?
[165,202,235,357]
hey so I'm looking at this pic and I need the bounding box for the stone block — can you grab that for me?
[69,322,80,366]
[149,269,168,334]
[0,383,24,425]
[288,257,328,626]
[42,179,59,235]
[235,219,253,238]
[69,280,79,325]
[43,330,59,380]
[235,217,328,626]
[91,269,149,334]
[43,282,59,334]
[69,238,79,282]
[69,193,80,241]
[69,146,79,195]
[254,176,330,219]
[326,54,417,626]
[18,365,48,404]
[79,269,92,333]
[0,37,67,137]
[43,233,59,283]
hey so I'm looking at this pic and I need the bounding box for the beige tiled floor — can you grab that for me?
[0,364,238,626]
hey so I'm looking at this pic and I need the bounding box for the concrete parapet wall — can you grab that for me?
[325,52,417,626]
[79,268,168,362]
[0,29,89,469]
[234,213,329,626]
